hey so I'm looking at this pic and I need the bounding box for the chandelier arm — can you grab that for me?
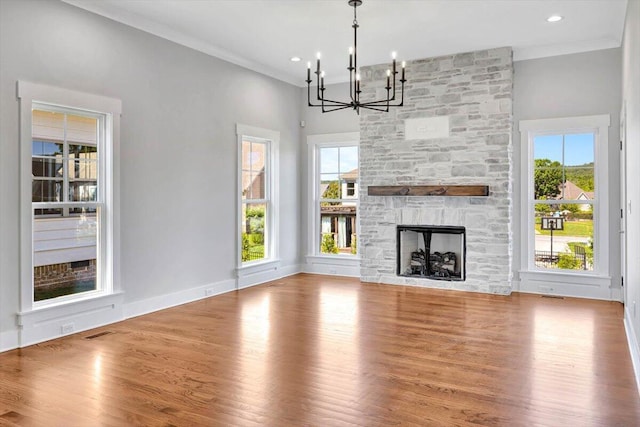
[321,104,356,113]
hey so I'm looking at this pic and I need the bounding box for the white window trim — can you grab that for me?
[18,81,121,314]
[306,132,360,268]
[519,115,611,297]
[235,124,280,276]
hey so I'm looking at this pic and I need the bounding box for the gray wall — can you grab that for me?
[622,0,640,355]
[0,0,301,338]
[512,48,622,288]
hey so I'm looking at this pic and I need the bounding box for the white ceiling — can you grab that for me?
[62,0,628,86]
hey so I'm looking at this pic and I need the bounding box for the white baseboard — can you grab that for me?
[124,278,236,319]
[16,292,125,348]
[237,263,301,289]
[624,307,640,396]
[0,330,20,353]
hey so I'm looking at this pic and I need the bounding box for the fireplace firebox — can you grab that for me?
[397,225,466,281]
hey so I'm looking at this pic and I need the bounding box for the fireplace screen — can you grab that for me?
[397,225,466,281]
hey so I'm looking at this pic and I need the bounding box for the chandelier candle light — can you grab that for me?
[306,0,406,114]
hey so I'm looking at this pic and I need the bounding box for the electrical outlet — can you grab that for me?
[61,323,74,334]
[205,288,215,297]
[329,269,337,275]
[539,285,554,293]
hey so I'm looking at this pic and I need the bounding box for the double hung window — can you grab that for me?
[237,125,279,268]
[19,81,120,311]
[520,115,609,277]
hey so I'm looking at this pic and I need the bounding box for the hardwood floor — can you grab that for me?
[0,274,638,426]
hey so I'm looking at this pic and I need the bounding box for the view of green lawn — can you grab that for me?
[535,219,593,237]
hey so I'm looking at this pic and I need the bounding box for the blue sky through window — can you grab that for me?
[320,146,358,181]
[534,133,594,166]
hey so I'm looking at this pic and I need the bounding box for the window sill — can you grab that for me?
[236,259,281,278]
[19,291,124,323]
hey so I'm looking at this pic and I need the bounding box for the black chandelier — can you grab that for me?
[306,0,406,114]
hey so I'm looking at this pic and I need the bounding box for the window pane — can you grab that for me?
[66,114,97,145]
[564,133,594,197]
[534,135,563,162]
[69,181,97,202]
[533,161,563,200]
[242,203,267,262]
[534,203,593,271]
[319,202,357,255]
[320,147,339,174]
[32,110,64,141]
[33,207,99,301]
[32,140,63,157]
[69,159,97,180]
[69,143,97,159]
[320,175,341,199]
[241,170,252,199]
[339,146,358,175]
[242,140,266,201]
[32,157,63,178]
[32,180,62,202]
[250,170,265,199]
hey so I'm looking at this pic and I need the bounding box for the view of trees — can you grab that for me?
[534,159,594,199]
[242,205,265,262]
[534,158,594,271]
[321,181,340,205]
[534,159,563,199]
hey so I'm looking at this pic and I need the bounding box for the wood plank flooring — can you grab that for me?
[0,274,638,426]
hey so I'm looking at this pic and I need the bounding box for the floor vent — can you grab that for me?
[541,295,565,299]
[84,331,113,340]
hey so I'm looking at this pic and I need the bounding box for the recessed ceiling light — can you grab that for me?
[547,15,563,23]
[290,56,301,62]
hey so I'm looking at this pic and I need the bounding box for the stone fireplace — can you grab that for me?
[358,47,513,294]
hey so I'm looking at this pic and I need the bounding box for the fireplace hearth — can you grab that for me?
[397,225,466,281]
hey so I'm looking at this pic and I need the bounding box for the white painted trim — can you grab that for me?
[307,132,360,258]
[519,114,612,299]
[237,263,301,289]
[624,307,640,396]
[17,292,124,348]
[124,279,236,319]
[236,124,280,271]
[236,259,281,277]
[519,271,613,300]
[303,255,360,277]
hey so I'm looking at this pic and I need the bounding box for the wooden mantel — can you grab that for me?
[367,185,489,197]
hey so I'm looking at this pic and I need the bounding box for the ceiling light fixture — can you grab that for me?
[306,0,406,114]
[290,56,301,62]
[547,15,563,23]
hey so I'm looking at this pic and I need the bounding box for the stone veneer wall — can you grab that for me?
[358,47,513,294]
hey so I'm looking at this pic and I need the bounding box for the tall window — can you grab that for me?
[520,115,610,277]
[31,107,102,301]
[533,133,595,271]
[317,144,359,256]
[237,125,279,267]
[19,81,119,311]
